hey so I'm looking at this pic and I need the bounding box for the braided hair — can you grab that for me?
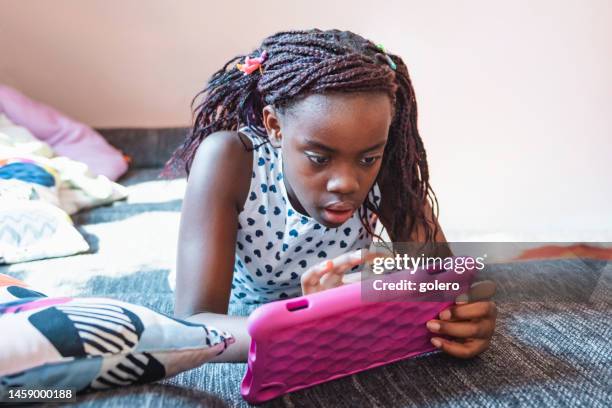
[165,29,439,242]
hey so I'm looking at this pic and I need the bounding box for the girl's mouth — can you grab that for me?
[322,207,355,225]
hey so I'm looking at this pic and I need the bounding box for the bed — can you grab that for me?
[1,128,610,407]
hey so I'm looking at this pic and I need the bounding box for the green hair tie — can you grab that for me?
[376,43,397,71]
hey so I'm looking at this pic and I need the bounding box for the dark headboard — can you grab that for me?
[96,127,188,168]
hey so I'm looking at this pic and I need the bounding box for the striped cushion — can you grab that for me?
[0,274,234,394]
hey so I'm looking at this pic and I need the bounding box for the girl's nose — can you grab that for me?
[326,168,359,195]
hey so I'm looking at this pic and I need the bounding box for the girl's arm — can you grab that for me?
[174,130,253,362]
[184,312,251,362]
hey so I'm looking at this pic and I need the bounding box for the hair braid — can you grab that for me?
[165,28,439,242]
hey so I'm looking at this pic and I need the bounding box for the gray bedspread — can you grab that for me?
[2,168,610,407]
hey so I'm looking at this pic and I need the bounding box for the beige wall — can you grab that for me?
[1,0,611,239]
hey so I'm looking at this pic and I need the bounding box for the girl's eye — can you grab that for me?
[306,154,329,165]
[360,156,380,166]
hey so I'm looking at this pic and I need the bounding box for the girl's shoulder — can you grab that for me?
[203,129,253,152]
[188,130,254,212]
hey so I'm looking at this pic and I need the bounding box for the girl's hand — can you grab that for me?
[426,281,497,359]
[301,249,377,295]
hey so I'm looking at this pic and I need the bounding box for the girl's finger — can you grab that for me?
[438,301,497,321]
[302,249,378,291]
[319,271,344,288]
[426,318,494,339]
[455,280,497,304]
[326,250,364,275]
[328,249,381,275]
[430,337,490,359]
[301,260,333,286]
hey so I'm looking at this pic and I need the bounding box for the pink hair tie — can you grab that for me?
[236,50,268,75]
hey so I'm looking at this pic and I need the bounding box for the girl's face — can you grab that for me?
[263,92,393,228]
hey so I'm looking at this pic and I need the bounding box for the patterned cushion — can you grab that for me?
[0,274,234,394]
[0,273,46,303]
[0,199,89,264]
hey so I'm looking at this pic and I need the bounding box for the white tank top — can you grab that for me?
[231,126,381,304]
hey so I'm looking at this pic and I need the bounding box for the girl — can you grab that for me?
[167,29,496,362]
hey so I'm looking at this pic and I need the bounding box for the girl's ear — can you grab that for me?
[262,105,282,147]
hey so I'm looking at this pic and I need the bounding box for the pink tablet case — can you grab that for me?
[241,264,476,403]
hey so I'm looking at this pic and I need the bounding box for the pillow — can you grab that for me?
[0,116,128,215]
[0,274,234,395]
[0,199,90,264]
[50,156,128,215]
[0,85,128,181]
[0,143,127,264]
[0,113,54,158]
[0,273,46,303]
[0,158,61,207]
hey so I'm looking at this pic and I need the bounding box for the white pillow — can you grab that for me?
[0,199,89,264]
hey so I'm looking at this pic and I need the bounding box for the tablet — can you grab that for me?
[241,263,476,404]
